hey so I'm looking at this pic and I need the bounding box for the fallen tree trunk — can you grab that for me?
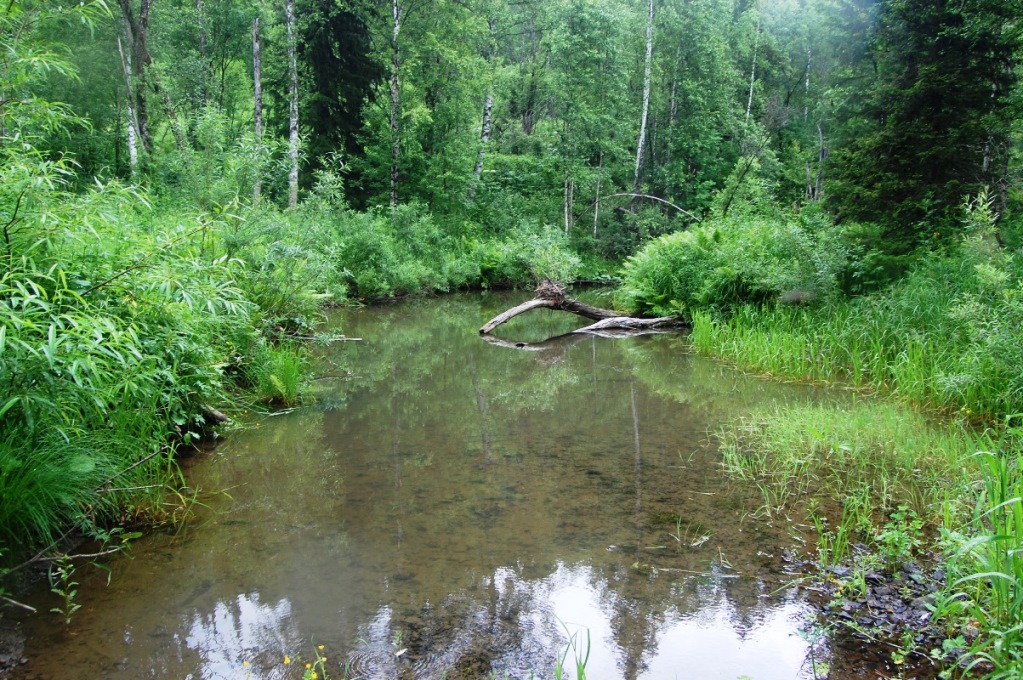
[478,282,685,336]
[573,315,679,335]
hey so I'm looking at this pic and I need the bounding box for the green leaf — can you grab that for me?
[0,397,18,419]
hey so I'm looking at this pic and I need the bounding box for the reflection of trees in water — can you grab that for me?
[345,572,555,680]
[324,293,829,429]
[331,561,809,680]
[236,294,821,677]
[184,593,300,680]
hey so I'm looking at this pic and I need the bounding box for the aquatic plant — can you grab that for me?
[554,623,591,680]
[47,557,81,625]
[718,402,969,521]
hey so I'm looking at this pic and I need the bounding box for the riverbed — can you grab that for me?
[11,292,845,679]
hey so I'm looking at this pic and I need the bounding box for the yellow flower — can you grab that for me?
[284,655,291,665]
[242,660,250,667]
[311,673,319,679]
[317,645,325,651]
[306,663,312,670]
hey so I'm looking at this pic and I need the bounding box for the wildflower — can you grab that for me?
[284,655,291,665]
[306,663,312,669]
[242,660,250,667]
[318,645,325,651]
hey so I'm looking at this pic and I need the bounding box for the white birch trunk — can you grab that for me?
[196,0,208,57]
[594,151,603,238]
[252,16,263,205]
[804,46,811,121]
[633,0,654,191]
[468,91,493,202]
[564,173,574,233]
[117,0,152,152]
[745,4,760,124]
[389,0,402,207]
[286,0,299,208]
[116,34,139,174]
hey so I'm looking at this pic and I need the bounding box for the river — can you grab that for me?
[12,292,843,680]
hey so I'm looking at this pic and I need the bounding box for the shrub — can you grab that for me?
[616,211,842,317]
[476,220,582,287]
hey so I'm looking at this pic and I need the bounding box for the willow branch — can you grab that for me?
[81,224,208,296]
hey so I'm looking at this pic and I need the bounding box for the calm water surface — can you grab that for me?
[14,292,841,680]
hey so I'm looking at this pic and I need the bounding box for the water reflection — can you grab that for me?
[170,564,816,680]
[13,292,836,680]
[185,594,299,680]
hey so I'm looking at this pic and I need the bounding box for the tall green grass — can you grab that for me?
[936,423,1023,677]
[628,195,1023,421]
[248,342,307,407]
[718,402,971,519]
[690,244,1023,420]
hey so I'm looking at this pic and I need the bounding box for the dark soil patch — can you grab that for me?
[792,546,972,680]
[0,616,26,680]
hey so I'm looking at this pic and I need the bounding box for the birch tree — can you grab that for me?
[389,0,402,206]
[252,15,263,205]
[633,0,654,191]
[117,0,187,153]
[468,17,497,203]
[745,1,760,124]
[117,0,153,152]
[116,33,140,173]
[286,0,299,208]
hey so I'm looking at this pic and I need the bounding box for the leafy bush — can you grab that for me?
[0,170,269,559]
[476,220,581,287]
[689,194,1023,419]
[616,211,843,317]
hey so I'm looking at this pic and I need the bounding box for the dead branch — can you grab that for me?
[603,193,701,222]
[479,283,685,337]
[2,595,37,613]
[573,316,681,334]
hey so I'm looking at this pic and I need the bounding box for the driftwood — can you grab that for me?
[479,281,685,337]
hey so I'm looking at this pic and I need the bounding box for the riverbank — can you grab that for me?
[693,303,1022,677]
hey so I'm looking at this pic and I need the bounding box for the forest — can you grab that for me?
[2,0,1023,676]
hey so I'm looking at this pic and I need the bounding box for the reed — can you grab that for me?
[940,423,1023,677]
[718,402,970,521]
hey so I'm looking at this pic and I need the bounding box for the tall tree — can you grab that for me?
[253,15,263,205]
[297,0,380,206]
[829,0,1020,248]
[633,0,654,191]
[286,0,299,207]
[117,0,153,152]
[388,0,403,206]
[468,17,497,202]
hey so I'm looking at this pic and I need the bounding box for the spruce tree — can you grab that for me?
[829,0,1019,252]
